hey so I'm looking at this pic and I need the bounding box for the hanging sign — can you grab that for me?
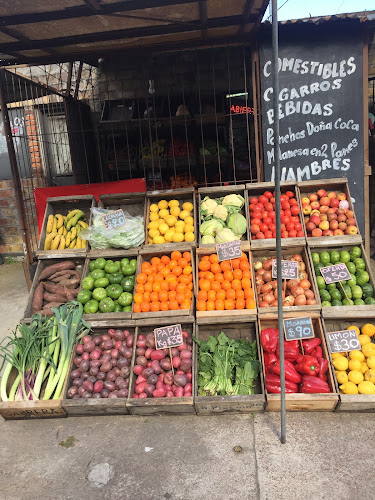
[284,316,314,341]
[216,240,242,262]
[326,329,361,353]
[320,263,351,284]
[154,324,184,350]
[272,259,298,279]
[101,209,126,230]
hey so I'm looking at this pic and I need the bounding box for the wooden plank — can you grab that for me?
[194,321,265,414]
[126,323,196,415]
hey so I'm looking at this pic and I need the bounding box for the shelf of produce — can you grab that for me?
[194,321,265,414]
[85,191,147,257]
[297,178,362,247]
[126,323,196,415]
[133,246,195,321]
[253,245,321,317]
[195,246,256,324]
[37,195,96,258]
[246,181,306,249]
[307,244,375,318]
[259,315,338,411]
[80,253,139,322]
[23,257,85,322]
[198,184,250,248]
[144,187,197,251]
[322,317,375,412]
[62,325,136,417]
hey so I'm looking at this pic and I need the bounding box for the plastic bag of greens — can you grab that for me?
[79,207,145,249]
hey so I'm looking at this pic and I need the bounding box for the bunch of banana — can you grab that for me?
[44,209,88,250]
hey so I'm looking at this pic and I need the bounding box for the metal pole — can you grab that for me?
[271,0,286,443]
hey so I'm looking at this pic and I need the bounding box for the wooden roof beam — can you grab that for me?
[198,0,207,40]
[0,26,57,56]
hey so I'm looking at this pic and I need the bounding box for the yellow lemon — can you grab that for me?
[179,210,190,220]
[348,370,364,384]
[335,371,348,384]
[348,359,361,372]
[158,200,168,210]
[182,202,193,212]
[358,381,375,394]
[347,325,360,336]
[365,368,375,383]
[164,229,175,243]
[175,219,185,227]
[362,324,375,337]
[149,212,159,222]
[184,215,194,226]
[358,334,371,346]
[339,382,358,394]
[150,203,159,212]
[148,220,160,230]
[331,353,344,359]
[360,362,369,374]
[175,225,185,234]
[366,356,375,369]
[170,206,181,218]
[184,232,195,242]
[332,356,348,371]
[362,343,375,358]
[159,209,169,219]
[153,235,165,244]
[184,224,194,233]
[349,350,365,362]
[159,223,169,235]
[172,232,184,243]
[148,238,153,245]
[149,229,160,239]
[168,199,179,208]
[165,215,177,227]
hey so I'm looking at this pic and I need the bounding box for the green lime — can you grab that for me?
[354,299,365,305]
[94,277,109,289]
[331,300,343,307]
[118,291,133,307]
[82,276,95,291]
[99,297,115,313]
[346,262,356,274]
[108,272,123,285]
[320,251,331,265]
[316,276,326,290]
[106,284,123,300]
[330,250,340,264]
[122,305,132,312]
[311,252,320,265]
[362,283,374,299]
[77,289,91,304]
[350,246,362,259]
[84,299,99,314]
[365,297,375,305]
[340,251,351,263]
[354,258,366,271]
[89,261,96,272]
[94,258,106,270]
[92,287,107,301]
[321,301,332,307]
[90,269,105,280]
[351,285,363,300]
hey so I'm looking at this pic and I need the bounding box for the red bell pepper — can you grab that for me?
[300,375,330,393]
[302,338,321,354]
[271,359,301,384]
[313,346,323,359]
[261,328,278,353]
[264,352,278,368]
[265,374,298,393]
[276,340,299,361]
[295,355,320,375]
[317,358,329,381]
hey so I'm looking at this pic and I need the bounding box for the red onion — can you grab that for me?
[73,357,82,368]
[76,344,84,355]
[82,335,92,344]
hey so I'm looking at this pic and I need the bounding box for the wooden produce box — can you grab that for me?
[144,188,197,252]
[246,181,306,249]
[198,184,250,248]
[259,315,338,411]
[194,321,265,414]
[322,317,375,412]
[297,178,362,247]
[126,323,196,415]
[195,246,256,324]
[62,325,136,417]
[88,191,146,258]
[253,245,321,317]
[134,246,195,322]
[23,256,85,322]
[80,253,139,322]
[308,243,375,318]
[37,195,96,258]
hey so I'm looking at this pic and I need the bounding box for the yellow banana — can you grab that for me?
[76,236,83,248]
[70,227,77,239]
[66,209,82,221]
[78,220,88,229]
[50,235,61,250]
[65,233,71,247]
[57,226,64,235]
[66,210,85,230]
[52,217,58,234]
[69,239,76,249]
[46,214,54,233]
[58,235,65,249]
[76,225,81,235]
[63,227,67,236]
[55,214,64,229]
[44,231,57,250]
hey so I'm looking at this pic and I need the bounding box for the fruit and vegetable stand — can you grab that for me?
[2,178,375,420]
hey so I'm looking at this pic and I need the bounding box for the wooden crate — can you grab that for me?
[37,195,96,258]
[259,315,338,411]
[87,191,146,258]
[297,178,362,247]
[23,256,85,322]
[195,246,256,324]
[197,184,250,248]
[62,325,136,417]
[80,254,139,322]
[126,323,196,415]
[134,246,195,321]
[194,321,265,414]
[144,188,197,252]
[253,245,321,317]
[246,181,306,249]
[322,316,375,412]
[307,244,375,318]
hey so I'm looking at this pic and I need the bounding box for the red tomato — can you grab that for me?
[264,231,273,239]
[250,197,258,205]
[256,232,265,239]
[251,218,262,226]
[249,204,255,211]
[280,223,286,231]
[281,202,290,211]
[270,197,275,204]
[250,224,260,235]
[264,202,273,212]
[283,209,291,218]
[295,222,302,231]
[272,232,276,238]
[296,230,305,237]
[252,211,262,220]
[264,191,273,199]
[269,223,276,232]
[263,217,272,226]
[259,223,268,233]
[269,211,276,219]
[261,211,269,219]
[281,231,289,238]
[281,216,290,225]
[258,195,268,205]
[288,230,297,238]
[286,223,295,232]
[285,191,294,199]
[255,203,264,211]
[280,195,287,203]
[291,205,300,216]
[289,198,298,207]
[291,216,300,223]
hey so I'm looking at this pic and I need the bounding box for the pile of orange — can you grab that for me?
[196,253,255,311]
[133,251,193,313]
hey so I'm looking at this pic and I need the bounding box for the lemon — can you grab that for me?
[331,353,344,359]
[362,343,375,358]
[158,200,168,210]
[165,215,177,227]
[153,235,165,244]
[358,381,375,394]
[149,212,159,222]
[148,220,160,230]
[150,203,159,212]
[347,325,360,336]
[348,370,364,384]
[360,362,369,374]
[175,219,185,227]
[365,368,375,383]
[170,206,181,218]
[184,215,194,226]
[335,371,348,384]
[172,232,184,243]
[349,350,365,362]
[333,356,348,371]
[358,334,371,346]
[179,210,190,220]
[182,202,193,212]
[184,224,194,233]
[175,225,185,234]
[159,209,169,219]
[184,231,195,242]
[366,356,375,369]
[339,382,358,394]
[149,229,160,239]
[158,223,169,235]
[348,359,361,372]
[164,229,175,242]
[168,199,179,208]
[148,238,153,245]
[361,324,375,337]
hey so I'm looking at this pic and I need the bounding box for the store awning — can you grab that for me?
[0,0,268,65]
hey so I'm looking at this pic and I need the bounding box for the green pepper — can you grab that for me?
[82,276,95,291]
[121,277,134,293]
[94,257,106,270]
[90,269,105,280]
[94,277,109,289]
[118,291,133,307]
[77,289,92,304]
[108,272,124,285]
[84,299,99,314]
[92,287,108,301]
[106,284,123,299]
[99,297,115,313]
[105,261,120,274]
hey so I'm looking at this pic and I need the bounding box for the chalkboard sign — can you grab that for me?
[101,209,126,230]
[216,240,242,262]
[154,324,183,350]
[259,25,364,236]
[320,263,351,284]
[272,259,298,279]
[284,316,314,341]
[326,329,360,353]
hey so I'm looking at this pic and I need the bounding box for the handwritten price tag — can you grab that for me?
[320,263,351,284]
[216,240,242,262]
[154,324,184,350]
[101,209,126,230]
[283,316,314,341]
[272,259,298,280]
[326,329,361,353]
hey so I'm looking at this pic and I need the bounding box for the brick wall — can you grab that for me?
[0,179,23,254]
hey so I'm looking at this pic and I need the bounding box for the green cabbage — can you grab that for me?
[215,228,239,243]
[202,235,216,244]
[227,213,247,237]
[200,218,225,236]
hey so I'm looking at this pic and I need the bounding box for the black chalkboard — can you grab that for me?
[216,240,242,262]
[320,263,351,284]
[101,209,126,230]
[284,316,314,341]
[154,324,183,350]
[272,259,298,280]
[259,25,364,236]
[326,329,360,353]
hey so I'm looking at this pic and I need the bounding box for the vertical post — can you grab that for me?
[363,26,370,257]
[0,69,33,289]
[271,0,286,443]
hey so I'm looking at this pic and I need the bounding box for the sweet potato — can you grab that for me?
[31,282,44,314]
[38,261,75,281]
[43,282,67,295]
[58,277,80,288]
[34,308,54,317]
[43,292,67,303]
[42,302,64,310]
[50,270,79,282]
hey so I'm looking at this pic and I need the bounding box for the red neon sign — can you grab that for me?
[230,105,256,115]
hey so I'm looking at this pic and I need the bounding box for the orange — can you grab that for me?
[242,270,251,280]
[207,290,216,302]
[160,255,170,265]
[143,292,151,303]
[173,266,182,277]
[150,291,159,302]
[160,281,169,292]
[150,265,157,275]
[231,259,240,269]
[209,253,219,264]
[246,298,256,309]
[181,300,191,310]
[134,293,143,303]
[235,289,245,300]
[211,281,222,293]
[151,257,160,266]
[166,274,177,284]
[211,263,221,275]
[214,273,224,283]
[141,302,150,312]
[231,279,242,291]
[197,300,207,311]
[221,280,231,291]
[141,262,151,272]
[216,289,226,301]
[199,260,211,272]
[183,265,192,275]
[221,261,232,272]
[183,252,191,262]
[178,258,188,268]
[226,289,236,301]
[154,273,163,282]
[198,271,206,279]
[236,299,245,310]
[233,269,243,280]
[176,283,186,293]
[224,299,235,310]
[152,282,161,293]
[168,290,177,301]
[244,288,254,299]
[157,262,165,272]
[185,289,193,300]
[135,284,144,294]
[239,252,248,261]
[215,299,225,310]
[144,282,153,293]
[207,300,215,311]
[143,266,153,276]
[133,303,141,313]
[151,302,160,312]
[169,300,179,310]
[161,267,170,278]
[137,273,147,284]
[240,261,250,271]
[223,271,233,282]
[147,274,154,283]
[171,251,182,261]
[159,290,168,302]
[187,282,194,290]
[169,281,178,291]
[176,293,185,304]
[241,278,252,290]
[201,255,210,261]
[187,274,193,282]
[204,271,215,282]
[169,260,177,270]
[160,301,169,311]
[199,279,211,292]
[180,275,190,285]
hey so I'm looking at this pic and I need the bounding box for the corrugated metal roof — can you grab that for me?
[264,10,375,25]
